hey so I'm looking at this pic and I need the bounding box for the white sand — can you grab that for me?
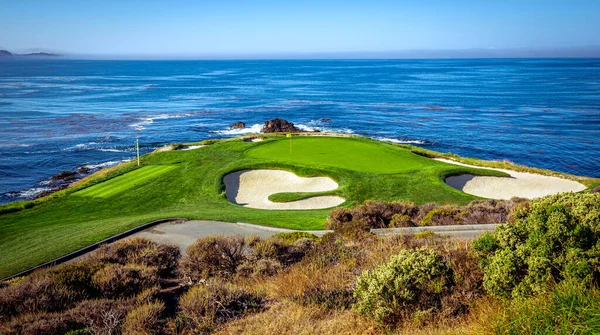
[437,158,586,199]
[224,169,345,210]
[244,138,264,142]
[179,145,205,151]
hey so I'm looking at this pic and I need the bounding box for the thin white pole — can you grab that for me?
[136,138,140,167]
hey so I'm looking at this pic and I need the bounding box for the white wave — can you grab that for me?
[6,187,52,199]
[375,137,426,145]
[295,123,354,134]
[0,143,32,148]
[62,143,91,151]
[213,124,263,135]
[97,148,131,153]
[129,113,194,130]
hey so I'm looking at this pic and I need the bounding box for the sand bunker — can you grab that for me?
[244,138,264,142]
[178,145,205,151]
[438,158,586,199]
[224,169,345,210]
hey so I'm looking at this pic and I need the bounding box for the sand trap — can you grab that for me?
[437,158,586,199]
[224,169,345,210]
[178,145,205,151]
[244,138,264,142]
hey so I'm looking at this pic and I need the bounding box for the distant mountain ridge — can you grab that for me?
[0,50,61,57]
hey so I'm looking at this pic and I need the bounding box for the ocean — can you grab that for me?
[1,59,599,203]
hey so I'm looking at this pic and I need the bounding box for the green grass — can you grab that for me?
[247,137,434,174]
[484,281,600,334]
[73,165,179,198]
[0,135,540,278]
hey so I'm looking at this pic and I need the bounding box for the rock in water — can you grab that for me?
[261,118,299,133]
[230,121,246,129]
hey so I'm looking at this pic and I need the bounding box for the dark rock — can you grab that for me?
[230,121,246,129]
[50,171,78,181]
[261,118,299,133]
[36,185,69,199]
[77,166,91,174]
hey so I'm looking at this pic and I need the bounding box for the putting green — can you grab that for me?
[246,137,433,174]
[73,165,179,198]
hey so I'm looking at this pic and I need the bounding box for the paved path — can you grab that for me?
[130,220,500,251]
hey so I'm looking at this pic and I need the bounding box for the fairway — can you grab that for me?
[246,137,433,173]
[73,165,179,198]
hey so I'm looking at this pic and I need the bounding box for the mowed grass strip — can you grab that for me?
[73,165,179,198]
[245,137,435,174]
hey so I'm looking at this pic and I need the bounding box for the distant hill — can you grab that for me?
[0,50,61,57]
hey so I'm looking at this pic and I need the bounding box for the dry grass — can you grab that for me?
[217,301,379,335]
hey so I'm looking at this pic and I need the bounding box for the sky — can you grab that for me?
[1,0,599,58]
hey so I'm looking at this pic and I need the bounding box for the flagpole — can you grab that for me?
[136,138,140,167]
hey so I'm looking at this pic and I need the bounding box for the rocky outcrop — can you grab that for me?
[230,121,246,129]
[261,118,299,133]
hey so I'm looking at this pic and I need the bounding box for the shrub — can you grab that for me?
[68,298,133,335]
[90,238,180,276]
[236,258,283,278]
[91,264,159,298]
[473,192,600,298]
[122,301,164,335]
[0,312,75,335]
[353,248,453,325]
[251,236,312,266]
[178,281,263,332]
[390,214,413,227]
[135,286,162,306]
[47,262,106,297]
[180,235,246,282]
[326,200,419,229]
[420,206,465,226]
[271,231,321,243]
[0,275,81,319]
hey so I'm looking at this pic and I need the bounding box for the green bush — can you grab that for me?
[353,248,453,325]
[473,192,600,298]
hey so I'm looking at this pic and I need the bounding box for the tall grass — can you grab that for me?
[476,281,600,334]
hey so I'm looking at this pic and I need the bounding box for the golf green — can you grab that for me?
[0,135,509,278]
[246,137,433,173]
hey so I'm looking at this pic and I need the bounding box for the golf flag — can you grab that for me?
[136,138,140,167]
[286,133,291,138]
[287,133,292,154]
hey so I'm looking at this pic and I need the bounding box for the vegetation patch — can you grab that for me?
[73,165,179,198]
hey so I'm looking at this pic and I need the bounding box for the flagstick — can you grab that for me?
[136,138,140,167]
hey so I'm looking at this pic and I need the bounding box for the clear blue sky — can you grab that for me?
[1,0,599,57]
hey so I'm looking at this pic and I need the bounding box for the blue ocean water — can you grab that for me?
[1,59,599,203]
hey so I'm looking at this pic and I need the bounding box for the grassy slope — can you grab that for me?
[0,136,520,277]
